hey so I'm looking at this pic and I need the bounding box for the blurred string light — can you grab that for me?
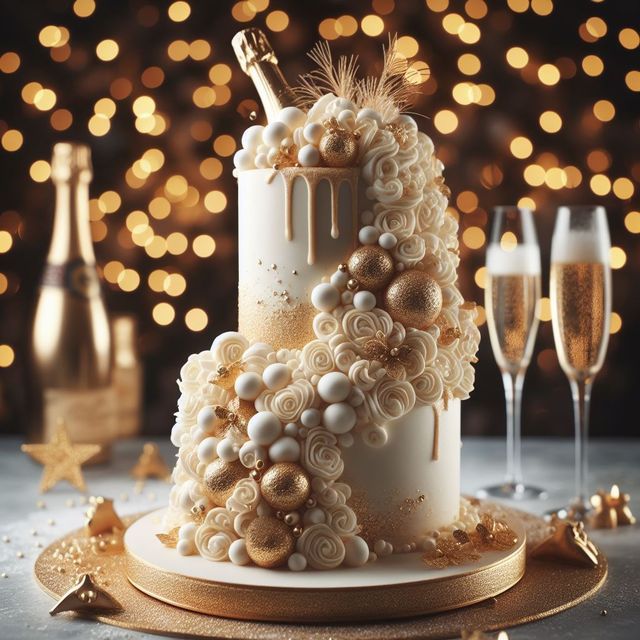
[0,0,636,358]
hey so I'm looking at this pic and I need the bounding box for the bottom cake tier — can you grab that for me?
[124,505,526,623]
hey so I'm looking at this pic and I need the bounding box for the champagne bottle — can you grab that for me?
[111,314,142,438]
[30,142,115,460]
[231,28,298,122]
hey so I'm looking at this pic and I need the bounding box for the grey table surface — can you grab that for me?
[0,436,638,640]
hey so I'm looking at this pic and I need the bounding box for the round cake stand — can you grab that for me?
[124,508,526,623]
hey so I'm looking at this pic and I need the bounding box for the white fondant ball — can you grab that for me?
[303,508,326,525]
[379,232,397,249]
[277,106,306,130]
[197,406,217,431]
[197,437,220,464]
[281,136,294,149]
[341,291,353,305]
[284,422,298,437]
[178,522,197,541]
[353,290,376,311]
[247,411,282,446]
[323,402,357,434]
[262,121,290,147]
[311,283,340,311]
[254,152,269,169]
[176,539,195,556]
[288,552,307,571]
[317,372,352,403]
[269,436,301,463]
[267,147,279,165]
[373,539,388,556]
[262,363,291,391]
[241,125,264,151]
[330,269,349,289]
[358,225,379,245]
[303,122,324,145]
[239,441,267,468]
[298,144,320,167]
[343,536,370,567]
[170,424,183,447]
[228,539,250,565]
[337,109,356,130]
[348,387,365,407]
[217,438,239,462]
[234,371,263,400]
[301,408,321,428]
[233,149,254,171]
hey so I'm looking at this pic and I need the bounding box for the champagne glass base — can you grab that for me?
[545,499,594,522]
[476,482,548,501]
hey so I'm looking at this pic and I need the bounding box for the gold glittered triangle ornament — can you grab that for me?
[130,442,171,481]
[531,517,599,567]
[49,573,122,616]
[84,496,126,536]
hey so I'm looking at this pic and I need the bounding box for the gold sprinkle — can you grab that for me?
[36,500,46,509]
[16,551,24,558]
[1,535,9,543]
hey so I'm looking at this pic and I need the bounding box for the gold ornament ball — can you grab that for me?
[347,246,395,292]
[245,516,295,568]
[260,462,311,512]
[319,129,359,167]
[384,270,443,329]
[203,459,247,506]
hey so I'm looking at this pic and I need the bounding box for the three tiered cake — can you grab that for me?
[162,31,480,572]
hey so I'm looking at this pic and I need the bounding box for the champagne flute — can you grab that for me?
[550,206,611,518]
[478,206,546,500]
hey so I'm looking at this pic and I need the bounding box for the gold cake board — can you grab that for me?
[34,507,608,639]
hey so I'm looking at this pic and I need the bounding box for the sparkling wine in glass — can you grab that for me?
[478,206,546,500]
[550,206,611,518]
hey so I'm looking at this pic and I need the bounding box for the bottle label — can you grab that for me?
[43,386,117,446]
[42,259,101,299]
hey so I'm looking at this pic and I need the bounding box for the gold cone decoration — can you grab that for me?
[531,516,599,567]
[589,484,636,529]
[84,497,125,536]
[21,420,101,493]
[49,573,122,616]
[130,442,171,481]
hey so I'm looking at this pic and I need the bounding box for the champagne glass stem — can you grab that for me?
[570,377,594,513]
[503,371,525,486]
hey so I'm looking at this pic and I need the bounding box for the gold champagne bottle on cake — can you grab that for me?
[231,28,298,121]
[30,142,115,460]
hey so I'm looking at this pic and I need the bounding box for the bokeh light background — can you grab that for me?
[0,0,638,438]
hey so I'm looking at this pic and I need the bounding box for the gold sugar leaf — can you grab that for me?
[155,527,180,548]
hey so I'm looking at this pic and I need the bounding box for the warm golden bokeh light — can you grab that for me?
[361,15,384,36]
[537,63,560,85]
[96,39,119,61]
[266,10,289,32]
[185,308,208,331]
[539,110,562,133]
[593,99,615,122]
[624,211,640,234]
[0,344,15,367]
[168,1,191,22]
[0,51,20,73]
[0,231,13,254]
[462,226,485,249]
[609,246,627,269]
[510,136,533,159]
[537,297,552,321]
[193,235,217,257]
[1,130,23,152]
[152,302,175,325]
[610,312,622,334]
[434,110,458,134]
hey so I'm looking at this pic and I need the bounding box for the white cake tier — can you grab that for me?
[342,400,460,546]
[238,167,359,349]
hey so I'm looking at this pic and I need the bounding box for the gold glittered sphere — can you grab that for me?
[384,270,443,330]
[203,458,247,506]
[347,246,395,292]
[245,516,295,568]
[260,462,311,512]
[319,128,359,167]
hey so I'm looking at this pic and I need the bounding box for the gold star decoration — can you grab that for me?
[130,442,171,481]
[84,497,125,537]
[531,516,599,567]
[589,484,636,529]
[21,420,101,493]
[49,573,122,616]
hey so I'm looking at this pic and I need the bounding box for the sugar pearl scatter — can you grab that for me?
[330,268,349,289]
[277,106,306,130]
[317,372,352,403]
[288,552,307,571]
[269,436,301,462]
[241,125,264,150]
[233,149,255,171]
[239,440,266,468]
[262,363,291,391]
[379,232,398,249]
[247,411,282,446]
[216,437,239,462]
[303,122,324,145]
[353,290,376,311]
[323,402,357,434]
[301,408,321,427]
[374,539,393,557]
[343,536,370,567]
[235,371,263,400]
[298,144,320,167]
[311,283,340,312]
[197,437,220,463]
[262,121,290,147]
[359,225,380,245]
[229,539,250,565]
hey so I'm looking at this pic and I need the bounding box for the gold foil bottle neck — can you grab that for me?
[232,28,278,73]
[51,142,92,183]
